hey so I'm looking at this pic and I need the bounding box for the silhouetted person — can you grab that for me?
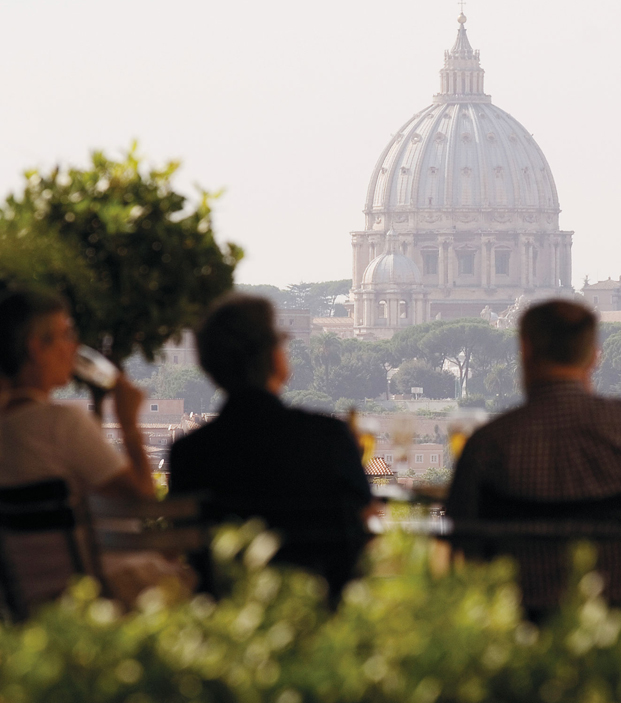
[447,299,621,621]
[169,294,371,602]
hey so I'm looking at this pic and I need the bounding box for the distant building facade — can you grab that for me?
[350,14,573,339]
[582,278,621,312]
[160,330,199,366]
[311,316,354,339]
[276,309,312,346]
[56,397,185,424]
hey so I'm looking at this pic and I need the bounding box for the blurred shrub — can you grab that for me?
[1,527,621,702]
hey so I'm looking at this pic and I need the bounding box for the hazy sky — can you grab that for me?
[0,0,618,289]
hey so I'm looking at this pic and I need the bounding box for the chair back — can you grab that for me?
[87,493,208,553]
[197,494,368,605]
[0,479,85,621]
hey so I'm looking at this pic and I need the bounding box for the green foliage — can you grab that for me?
[414,465,453,486]
[124,352,159,381]
[0,145,241,364]
[238,280,351,317]
[235,284,292,309]
[310,333,342,394]
[391,319,519,404]
[482,362,521,411]
[4,528,621,702]
[328,349,387,401]
[594,326,621,395]
[334,397,358,413]
[286,339,314,392]
[308,335,388,401]
[419,320,500,395]
[139,365,216,414]
[391,320,448,366]
[390,359,456,399]
[458,393,488,409]
[281,389,335,413]
[287,280,351,317]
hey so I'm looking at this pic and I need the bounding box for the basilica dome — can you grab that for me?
[366,16,559,215]
[362,230,422,286]
[350,14,573,339]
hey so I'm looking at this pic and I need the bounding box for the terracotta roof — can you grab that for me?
[364,457,394,476]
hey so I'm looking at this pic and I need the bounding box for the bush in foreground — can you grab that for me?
[1,524,621,702]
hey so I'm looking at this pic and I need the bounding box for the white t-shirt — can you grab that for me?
[0,400,126,500]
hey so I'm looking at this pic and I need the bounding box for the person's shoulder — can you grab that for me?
[48,402,97,426]
[466,404,527,445]
[171,421,215,454]
[589,393,621,409]
[583,393,621,420]
[281,404,348,432]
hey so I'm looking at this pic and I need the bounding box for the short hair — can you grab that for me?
[196,294,281,392]
[519,299,597,367]
[0,289,68,378]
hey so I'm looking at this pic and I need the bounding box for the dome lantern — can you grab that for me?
[434,14,490,104]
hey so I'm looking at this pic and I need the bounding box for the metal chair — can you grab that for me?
[0,479,86,621]
[87,492,208,554]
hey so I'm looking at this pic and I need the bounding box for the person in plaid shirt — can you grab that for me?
[447,299,621,620]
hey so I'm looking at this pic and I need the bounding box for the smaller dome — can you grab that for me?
[362,230,422,286]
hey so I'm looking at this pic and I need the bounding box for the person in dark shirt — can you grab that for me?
[447,299,621,618]
[169,294,372,601]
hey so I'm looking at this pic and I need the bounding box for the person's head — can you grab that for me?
[0,289,77,390]
[519,299,597,388]
[196,294,289,394]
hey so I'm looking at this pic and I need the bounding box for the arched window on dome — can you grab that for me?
[401,242,408,256]
[399,300,408,319]
[378,300,387,321]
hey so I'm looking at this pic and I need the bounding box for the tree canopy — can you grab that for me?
[0,145,241,365]
[238,280,351,317]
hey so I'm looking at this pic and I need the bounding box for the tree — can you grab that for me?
[139,365,216,414]
[594,324,621,395]
[484,362,520,410]
[419,320,501,395]
[311,333,342,393]
[287,339,314,391]
[286,283,313,310]
[328,349,387,401]
[282,389,334,413]
[390,320,448,368]
[235,283,294,308]
[390,360,456,399]
[124,352,159,381]
[0,144,241,366]
[308,280,352,317]
[595,329,621,395]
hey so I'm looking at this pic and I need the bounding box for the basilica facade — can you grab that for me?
[350,14,573,339]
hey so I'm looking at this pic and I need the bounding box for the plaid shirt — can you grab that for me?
[447,381,621,609]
